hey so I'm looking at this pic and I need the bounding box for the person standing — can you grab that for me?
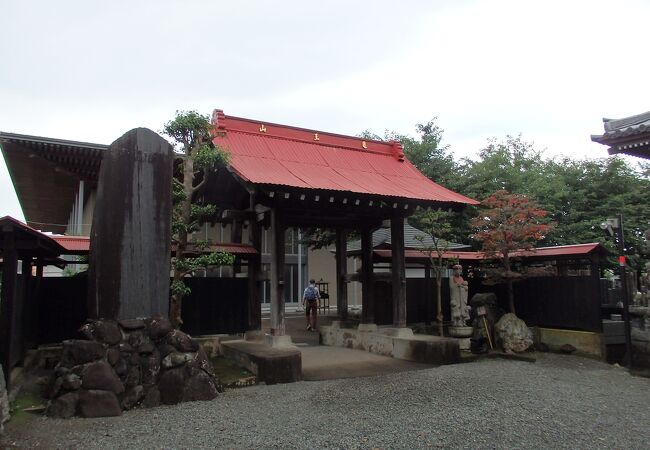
[302,279,321,331]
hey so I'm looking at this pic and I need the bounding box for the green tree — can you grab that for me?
[472,190,554,315]
[361,117,456,187]
[163,111,234,328]
[414,210,458,336]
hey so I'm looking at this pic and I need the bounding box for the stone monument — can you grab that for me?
[88,128,173,320]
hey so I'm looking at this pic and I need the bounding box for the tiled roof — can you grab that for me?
[211,110,478,206]
[591,111,650,159]
[347,223,470,252]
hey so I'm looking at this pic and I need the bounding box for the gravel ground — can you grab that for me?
[3,353,650,449]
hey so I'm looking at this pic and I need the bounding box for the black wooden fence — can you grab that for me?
[375,275,603,332]
[180,278,248,336]
[33,276,249,345]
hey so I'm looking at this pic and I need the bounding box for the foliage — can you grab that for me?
[414,210,459,335]
[471,190,554,314]
[360,117,455,186]
[162,110,232,328]
[454,136,650,270]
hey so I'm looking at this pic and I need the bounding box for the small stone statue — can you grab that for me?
[449,264,470,327]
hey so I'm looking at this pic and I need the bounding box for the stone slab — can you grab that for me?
[222,340,302,385]
[532,327,604,358]
[265,334,295,348]
[357,323,378,332]
[320,325,460,365]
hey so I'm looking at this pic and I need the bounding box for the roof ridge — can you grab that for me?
[226,127,395,157]
[604,111,650,132]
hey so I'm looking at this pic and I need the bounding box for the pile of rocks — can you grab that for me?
[46,316,221,418]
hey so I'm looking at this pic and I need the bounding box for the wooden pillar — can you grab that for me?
[391,215,407,328]
[0,230,17,387]
[424,260,431,326]
[247,203,262,332]
[335,229,348,322]
[269,208,286,335]
[21,258,36,352]
[360,227,374,324]
[231,219,243,276]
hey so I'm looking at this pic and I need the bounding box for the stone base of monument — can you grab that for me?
[46,317,221,419]
[221,338,302,385]
[448,326,473,351]
[320,322,460,365]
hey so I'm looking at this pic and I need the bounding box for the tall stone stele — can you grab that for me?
[88,128,173,320]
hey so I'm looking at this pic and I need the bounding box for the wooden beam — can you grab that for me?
[221,209,255,221]
[391,215,406,328]
[335,229,348,322]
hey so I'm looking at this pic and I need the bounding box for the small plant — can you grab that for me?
[163,110,234,328]
[414,209,459,336]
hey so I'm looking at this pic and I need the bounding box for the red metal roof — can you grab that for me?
[375,243,606,261]
[50,237,258,257]
[211,110,478,206]
[0,216,67,255]
[51,235,90,253]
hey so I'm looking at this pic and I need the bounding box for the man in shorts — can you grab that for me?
[302,279,320,331]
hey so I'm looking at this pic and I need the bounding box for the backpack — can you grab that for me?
[304,286,318,301]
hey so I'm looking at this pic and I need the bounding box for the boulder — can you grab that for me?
[161,352,194,369]
[140,350,161,385]
[137,342,155,354]
[81,361,125,394]
[78,390,122,418]
[158,367,186,405]
[61,340,106,366]
[142,385,161,408]
[125,365,142,388]
[146,316,173,341]
[560,343,577,354]
[470,292,498,308]
[187,346,216,378]
[121,385,145,410]
[107,348,121,366]
[92,320,123,345]
[495,313,533,353]
[61,373,82,391]
[46,392,78,419]
[183,371,218,402]
[157,343,176,359]
[165,330,198,352]
[114,358,128,377]
[127,330,148,349]
[118,319,145,330]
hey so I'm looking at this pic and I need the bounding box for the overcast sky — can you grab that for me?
[1,0,649,222]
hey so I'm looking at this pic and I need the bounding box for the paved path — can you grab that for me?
[264,313,437,381]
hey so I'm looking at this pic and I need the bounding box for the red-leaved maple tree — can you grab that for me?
[471,190,554,315]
